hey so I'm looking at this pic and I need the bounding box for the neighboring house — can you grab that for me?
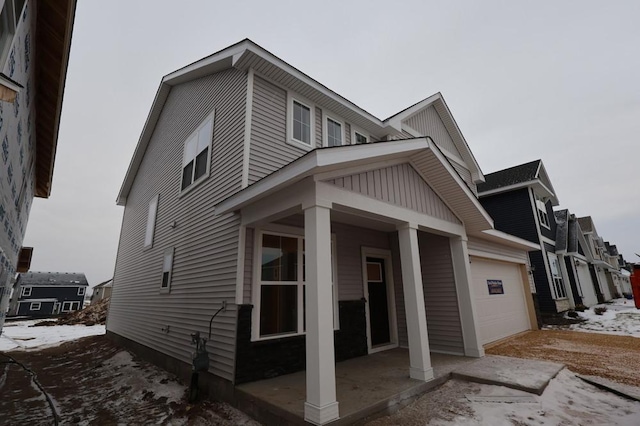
[477,160,575,316]
[0,0,77,333]
[554,209,600,307]
[9,271,88,317]
[577,216,616,301]
[108,39,539,425]
[90,278,112,304]
[605,243,632,297]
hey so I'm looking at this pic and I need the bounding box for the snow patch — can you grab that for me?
[0,320,105,351]
[570,298,640,338]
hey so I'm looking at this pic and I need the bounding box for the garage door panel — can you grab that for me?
[471,257,531,344]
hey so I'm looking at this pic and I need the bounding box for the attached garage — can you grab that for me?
[470,257,531,344]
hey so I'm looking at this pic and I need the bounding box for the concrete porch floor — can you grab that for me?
[235,348,476,425]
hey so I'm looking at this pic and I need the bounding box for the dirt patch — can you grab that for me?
[0,335,258,425]
[34,297,110,327]
[486,330,640,387]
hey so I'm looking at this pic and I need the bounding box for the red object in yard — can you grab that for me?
[631,264,640,309]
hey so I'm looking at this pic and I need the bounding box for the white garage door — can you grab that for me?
[471,257,531,345]
[575,262,598,307]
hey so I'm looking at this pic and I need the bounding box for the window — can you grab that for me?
[30,302,40,310]
[161,248,174,291]
[254,230,338,340]
[62,301,73,312]
[325,117,343,147]
[535,193,550,229]
[144,195,159,248]
[354,132,368,144]
[288,94,315,149]
[181,112,214,191]
[547,253,566,299]
[77,287,85,296]
[21,286,31,297]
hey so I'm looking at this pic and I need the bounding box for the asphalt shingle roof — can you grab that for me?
[477,160,541,193]
[17,272,89,286]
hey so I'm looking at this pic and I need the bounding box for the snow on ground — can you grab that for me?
[569,298,640,338]
[0,319,105,351]
[428,370,640,426]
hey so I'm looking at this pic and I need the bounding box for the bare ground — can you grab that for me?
[486,329,640,387]
[0,335,258,425]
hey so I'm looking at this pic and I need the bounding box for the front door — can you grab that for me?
[364,254,397,352]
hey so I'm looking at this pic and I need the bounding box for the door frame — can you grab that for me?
[361,247,398,354]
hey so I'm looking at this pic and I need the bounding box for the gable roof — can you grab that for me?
[215,137,494,233]
[477,159,559,205]
[117,39,481,205]
[17,272,88,286]
[93,278,113,289]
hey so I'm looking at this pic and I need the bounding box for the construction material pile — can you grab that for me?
[34,298,110,327]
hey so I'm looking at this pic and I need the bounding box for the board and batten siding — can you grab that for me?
[391,232,464,354]
[109,69,248,382]
[325,163,462,225]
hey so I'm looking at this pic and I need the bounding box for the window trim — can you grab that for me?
[77,287,85,296]
[323,114,345,148]
[287,93,315,150]
[160,247,174,293]
[547,252,567,299]
[535,193,550,229]
[30,301,41,311]
[351,127,369,145]
[144,194,159,249]
[179,111,215,196]
[21,286,31,297]
[61,301,73,312]
[251,226,339,342]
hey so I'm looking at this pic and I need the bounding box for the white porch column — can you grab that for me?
[397,224,434,381]
[304,203,339,425]
[450,236,485,357]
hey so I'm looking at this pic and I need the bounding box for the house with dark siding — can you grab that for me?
[0,0,77,334]
[477,160,575,316]
[108,39,540,425]
[9,271,88,317]
[577,216,617,301]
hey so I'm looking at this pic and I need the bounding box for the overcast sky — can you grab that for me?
[23,0,640,286]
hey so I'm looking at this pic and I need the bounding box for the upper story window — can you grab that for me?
[77,287,85,296]
[354,131,368,144]
[325,116,344,147]
[21,286,31,297]
[535,193,550,229]
[181,112,214,192]
[288,94,315,149]
[144,194,159,249]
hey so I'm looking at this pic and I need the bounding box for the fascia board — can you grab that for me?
[477,180,538,197]
[478,229,541,251]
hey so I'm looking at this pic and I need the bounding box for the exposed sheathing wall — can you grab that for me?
[109,69,247,381]
[325,163,462,225]
[0,3,36,328]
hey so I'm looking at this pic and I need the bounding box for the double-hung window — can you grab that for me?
[288,94,315,149]
[21,286,31,297]
[547,253,567,299]
[324,116,343,147]
[535,193,550,229]
[254,230,338,340]
[161,248,174,292]
[144,195,159,248]
[181,112,214,192]
[354,131,368,144]
[77,287,85,296]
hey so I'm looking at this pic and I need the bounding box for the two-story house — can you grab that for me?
[108,39,539,425]
[477,160,575,316]
[577,216,616,301]
[0,0,77,333]
[90,277,112,305]
[9,271,88,317]
[553,209,600,307]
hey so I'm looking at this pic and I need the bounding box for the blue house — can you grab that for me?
[9,271,88,317]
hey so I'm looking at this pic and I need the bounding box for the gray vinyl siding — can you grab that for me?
[109,69,247,382]
[325,163,462,225]
[403,106,463,160]
[392,232,463,354]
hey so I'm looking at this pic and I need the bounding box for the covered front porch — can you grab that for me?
[218,139,494,424]
[236,348,475,425]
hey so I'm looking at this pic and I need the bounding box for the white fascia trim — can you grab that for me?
[478,180,539,198]
[477,229,540,251]
[18,298,58,303]
[384,93,441,125]
[540,235,556,247]
[215,139,429,215]
[164,42,247,84]
[241,69,254,188]
[468,250,528,265]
